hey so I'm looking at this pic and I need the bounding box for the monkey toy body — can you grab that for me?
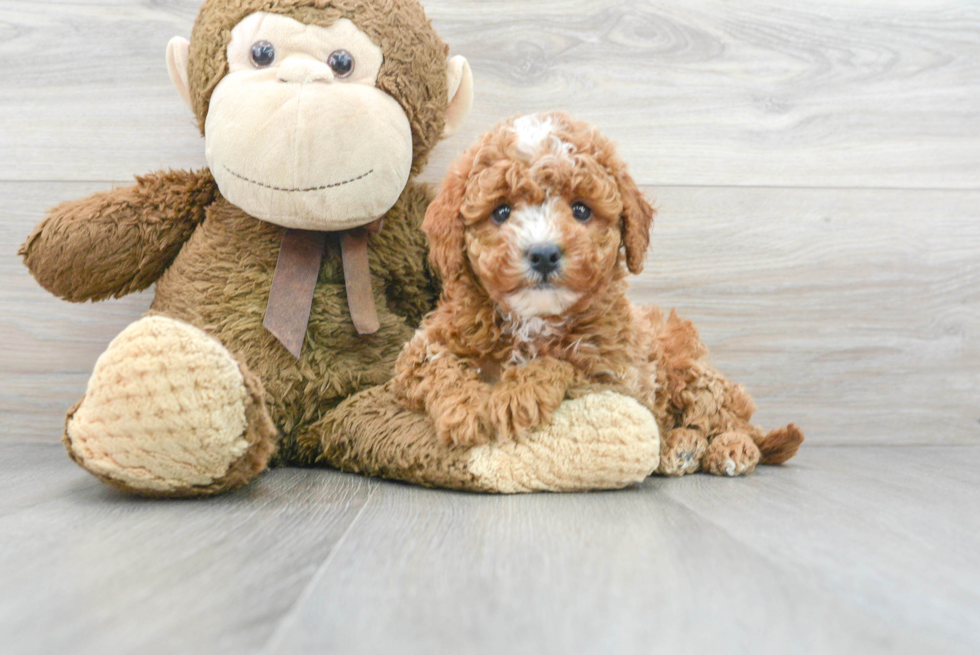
[20,0,662,497]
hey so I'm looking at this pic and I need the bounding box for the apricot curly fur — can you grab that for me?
[393,112,804,475]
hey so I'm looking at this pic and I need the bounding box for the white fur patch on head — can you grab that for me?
[511,114,573,160]
[505,287,582,319]
[513,114,554,155]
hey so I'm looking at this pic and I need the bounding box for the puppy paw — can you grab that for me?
[657,427,708,477]
[702,431,761,477]
[487,381,565,441]
[434,395,493,447]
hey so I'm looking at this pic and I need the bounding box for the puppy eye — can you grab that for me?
[250,41,277,68]
[491,204,512,225]
[328,50,355,78]
[572,201,593,222]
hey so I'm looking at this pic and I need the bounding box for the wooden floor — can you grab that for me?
[1,1,978,653]
[1,440,978,655]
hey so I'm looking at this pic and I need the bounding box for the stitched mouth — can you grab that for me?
[223,166,374,193]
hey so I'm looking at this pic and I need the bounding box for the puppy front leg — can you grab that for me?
[392,335,493,447]
[428,369,494,447]
[488,357,579,440]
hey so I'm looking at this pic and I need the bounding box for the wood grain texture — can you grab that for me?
[0,441,379,655]
[4,442,978,655]
[0,0,977,188]
[1,182,154,441]
[641,186,980,445]
[3,0,977,444]
[5,182,977,445]
[658,446,980,652]
[266,445,980,655]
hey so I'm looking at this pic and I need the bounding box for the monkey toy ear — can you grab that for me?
[166,37,193,110]
[443,56,473,137]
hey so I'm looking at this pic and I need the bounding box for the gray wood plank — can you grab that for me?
[1,182,153,441]
[1,0,977,188]
[3,443,978,655]
[0,441,93,515]
[0,441,378,655]
[657,446,980,652]
[264,446,977,655]
[638,186,980,446]
[4,182,977,446]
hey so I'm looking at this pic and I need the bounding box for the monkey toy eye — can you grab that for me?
[571,201,592,223]
[491,204,512,225]
[250,40,276,68]
[328,50,355,78]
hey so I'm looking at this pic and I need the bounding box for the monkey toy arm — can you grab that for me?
[20,169,217,303]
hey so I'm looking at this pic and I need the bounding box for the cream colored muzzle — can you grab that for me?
[205,59,414,231]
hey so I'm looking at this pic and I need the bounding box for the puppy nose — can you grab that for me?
[527,244,563,277]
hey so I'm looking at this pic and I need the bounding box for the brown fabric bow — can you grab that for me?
[263,219,383,358]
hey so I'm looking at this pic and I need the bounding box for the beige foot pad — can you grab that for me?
[467,392,660,493]
[65,315,276,497]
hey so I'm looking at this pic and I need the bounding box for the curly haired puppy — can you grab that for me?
[393,112,803,476]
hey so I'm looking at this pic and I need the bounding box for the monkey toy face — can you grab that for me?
[206,13,411,230]
[167,1,473,231]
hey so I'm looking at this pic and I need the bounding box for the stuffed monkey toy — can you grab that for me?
[21,0,662,497]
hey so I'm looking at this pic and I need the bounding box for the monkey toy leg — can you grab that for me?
[297,388,662,494]
[63,315,278,498]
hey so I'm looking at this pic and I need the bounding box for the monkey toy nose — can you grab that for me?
[277,58,335,84]
[527,244,563,278]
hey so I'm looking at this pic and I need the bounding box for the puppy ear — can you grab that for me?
[423,161,470,282]
[615,165,655,274]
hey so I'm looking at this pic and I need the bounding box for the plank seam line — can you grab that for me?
[650,184,980,193]
[3,180,980,194]
[258,480,380,655]
[804,443,980,449]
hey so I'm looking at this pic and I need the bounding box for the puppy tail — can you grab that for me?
[755,423,805,465]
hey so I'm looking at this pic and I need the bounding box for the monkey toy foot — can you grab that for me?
[468,391,661,492]
[64,316,277,497]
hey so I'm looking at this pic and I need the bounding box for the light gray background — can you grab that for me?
[1,0,977,445]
